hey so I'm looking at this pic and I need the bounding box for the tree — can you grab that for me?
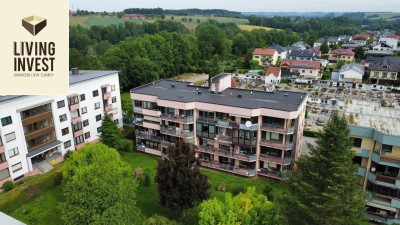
[155,141,210,218]
[208,54,222,85]
[170,16,174,20]
[61,143,143,225]
[354,46,365,59]
[320,41,329,54]
[144,215,180,225]
[121,94,133,123]
[336,60,346,69]
[199,187,279,225]
[160,14,165,20]
[277,113,366,225]
[197,19,201,23]
[100,113,124,150]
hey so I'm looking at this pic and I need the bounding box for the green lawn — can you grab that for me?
[5,150,285,224]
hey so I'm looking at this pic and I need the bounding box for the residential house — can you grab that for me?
[288,41,311,52]
[252,48,279,66]
[369,56,400,85]
[0,70,123,187]
[280,59,321,79]
[343,100,400,225]
[269,44,288,59]
[331,63,365,83]
[130,75,307,180]
[373,38,399,51]
[289,49,316,61]
[313,38,326,48]
[352,34,372,46]
[264,66,281,85]
[342,41,365,51]
[328,49,355,63]
[339,35,353,43]
[313,36,343,48]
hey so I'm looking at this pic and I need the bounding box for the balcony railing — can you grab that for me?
[161,141,175,149]
[200,161,256,177]
[160,127,194,138]
[258,168,287,179]
[239,123,259,131]
[136,131,161,142]
[261,123,295,134]
[259,154,292,165]
[161,114,194,123]
[196,131,216,139]
[105,104,113,112]
[103,92,112,100]
[232,138,257,146]
[232,152,257,162]
[260,139,294,150]
[131,117,143,125]
[137,145,145,152]
[215,133,232,143]
[134,106,143,113]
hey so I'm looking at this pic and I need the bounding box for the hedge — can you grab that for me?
[303,130,319,138]
[0,164,63,213]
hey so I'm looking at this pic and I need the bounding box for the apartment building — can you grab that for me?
[130,73,307,179]
[344,100,400,224]
[252,48,279,66]
[0,70,122,187]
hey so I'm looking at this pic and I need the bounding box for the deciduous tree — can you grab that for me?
[155,141,210,218]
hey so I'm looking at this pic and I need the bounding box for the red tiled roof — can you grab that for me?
[389,34,400,40]
[309,48,321,55]
[352,34,372,40]
[253,48,277,56]
[231,78,239,88]
[280,59,321,70]
[330,49,355,56]
[265,66,281,77]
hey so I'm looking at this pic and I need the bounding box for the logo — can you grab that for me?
[22,16,47,36]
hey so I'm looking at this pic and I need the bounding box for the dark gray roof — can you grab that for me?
[369,57,400,72]
[314,38,326,44]
[289,49,315,58]
[211,73,231,83]
[0,70,118,103]
[269,44,286,53]
[131,80,307,112]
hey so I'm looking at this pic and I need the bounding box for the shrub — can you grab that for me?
[123,140,134,152]
[217,182,227,192]
[2,181,14,191]
[143,172,151,187]
[133,167,144,180]
[231,186,245,196]
[64,150,73,160]
[263,185,274,201]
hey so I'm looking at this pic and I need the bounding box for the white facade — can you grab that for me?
[0,70,122,185]
[265,74,281,85]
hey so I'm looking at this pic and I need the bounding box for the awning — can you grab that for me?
[26,140,62,158]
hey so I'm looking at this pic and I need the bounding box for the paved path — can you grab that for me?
[301,136,317,155]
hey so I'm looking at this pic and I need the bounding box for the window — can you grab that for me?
[302,70,305,73]
[62,127,69,136]
[374,72,379,78]
[112,97,117,103]
[95,102,100,110]
[1,116,12,126]
[64,140,71,148]
[0,169,10,181]
[75,135,84,145]
[97,127,101,133]
[382,144,393,154]
[93,90,99,97]
[111,85,116,91]
[59,114,67,122]
[4,132,16,142]
[0,153,6,164]
[382,72,388,79]
[353,138,362,148]
[84,132,90,139]
[12,162,22,173]
[71,109,80,119]
[80,94,86,101]
[8,147,19,158]
[68,96,79,106]
[391,73,396,79]
[96,114,101,121]
[114,119,119,124]
[83,119,89,127]
[73,123,83,132]
[57,100,65,108]
[81,107,87,115]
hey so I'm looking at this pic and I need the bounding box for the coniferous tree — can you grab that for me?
[100,113,123,149]
[320,41,330,54]
[155,141,210,218]
[277,113,366,225]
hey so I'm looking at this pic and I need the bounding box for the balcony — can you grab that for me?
[216,119,239,128]
[161,141,175,149]
[372,153,400,169]
[0,145,4,154]
[261,123,295,134]
[369,170,400,188]
[131,117,143,126]
[71,116,82,125]
[232,137,257,146]
[143,121,160,130]
[73,129,83,137]
[0,161,9,171]
[260,139,294,150]
[197,117,217,124]
[259,154,292,165]
[200,161,256,177]
[137,145,145,152]
[160,127,194,138]
[258,168,287,180]
[196,131,216,140]
[105,104,113,112]
[103,92,111,100]
[21,109,52,126]
[69,103,80,111]
[215,133,232,143]
[238,123,259,131]
[134,106,143,113]
[161,114,194,123]
[143,108,161,117]
[231,152,257,162]
[136,131,161,142]
[357,167,367,176]
[197,145,230,156]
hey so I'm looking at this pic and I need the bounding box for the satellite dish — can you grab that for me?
[251,82,256,87]
[371,167,376,172]
[157,111,162,116]
[245,121,252,128]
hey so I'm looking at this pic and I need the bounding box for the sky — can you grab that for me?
[69,0,400,12]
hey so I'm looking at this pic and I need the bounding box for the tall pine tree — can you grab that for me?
[155,141,210,218]
[278,113,365,225]
[100,112,123,150]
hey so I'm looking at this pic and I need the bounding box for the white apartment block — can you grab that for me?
[0,70,122,187]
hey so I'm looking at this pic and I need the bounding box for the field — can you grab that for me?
[3,150,285,224]
[364,12,400,20]
[69,15,273,31]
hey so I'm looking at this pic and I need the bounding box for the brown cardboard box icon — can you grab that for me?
[22,16,47,36]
